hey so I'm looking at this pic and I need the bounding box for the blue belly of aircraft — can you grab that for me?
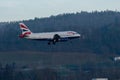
[60,38,68,41]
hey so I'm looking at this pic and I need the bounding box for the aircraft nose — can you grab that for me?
[78,33,81,37]
[76,33,81,38]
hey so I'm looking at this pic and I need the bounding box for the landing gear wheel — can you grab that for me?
[48,42,51,45]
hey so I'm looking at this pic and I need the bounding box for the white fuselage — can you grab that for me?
[25,31,80,41]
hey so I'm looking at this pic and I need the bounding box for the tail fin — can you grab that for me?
[19,23,32,38]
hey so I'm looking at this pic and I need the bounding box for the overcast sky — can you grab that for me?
[0,0,119,22]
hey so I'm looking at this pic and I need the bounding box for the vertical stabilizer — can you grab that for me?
[19,23,32,38]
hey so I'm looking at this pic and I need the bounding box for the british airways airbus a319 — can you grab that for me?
[19,23,81,45]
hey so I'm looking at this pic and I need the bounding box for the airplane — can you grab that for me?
[19,23,81,45]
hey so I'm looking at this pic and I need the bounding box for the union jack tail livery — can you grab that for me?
[19,23,32,38]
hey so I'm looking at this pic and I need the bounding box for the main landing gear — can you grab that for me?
[48,34,60,45]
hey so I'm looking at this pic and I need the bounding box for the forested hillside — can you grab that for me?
[0,10,120,54]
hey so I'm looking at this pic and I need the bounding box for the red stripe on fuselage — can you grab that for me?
[67,32,75,35]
